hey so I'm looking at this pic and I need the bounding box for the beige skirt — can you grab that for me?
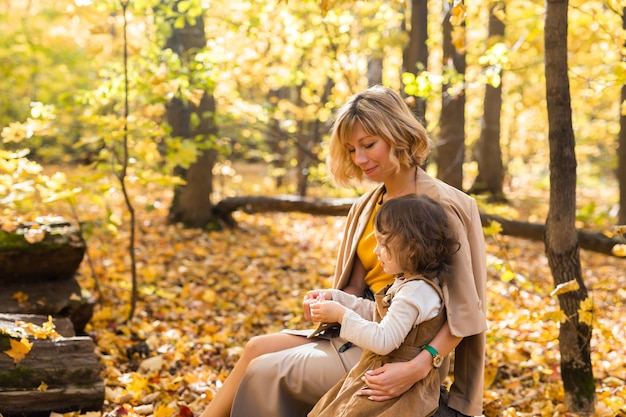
[229,331,448,417]
[230,334,363,417]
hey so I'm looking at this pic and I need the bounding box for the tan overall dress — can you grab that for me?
[308,276,446,417]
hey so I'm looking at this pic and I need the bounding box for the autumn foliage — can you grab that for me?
[3,166,623,417]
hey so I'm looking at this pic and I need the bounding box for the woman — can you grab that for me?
[200,85,487,417]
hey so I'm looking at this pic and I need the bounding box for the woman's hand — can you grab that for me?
[303,289,331,321]
[309,299,346,324]
[359,351,432,401]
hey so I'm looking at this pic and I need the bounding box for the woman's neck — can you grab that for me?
[382,168,416,202]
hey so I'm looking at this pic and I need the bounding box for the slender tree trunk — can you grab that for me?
[544,1,595,414]
[295,85,308,196]
[367,57,383,86]
[268,87,291,189]
[619,8,626,225]
[471,1,505,200]
[295,78,334,196]
[402,0,428,123]
[617,86,626,225]
[437,0,465,190]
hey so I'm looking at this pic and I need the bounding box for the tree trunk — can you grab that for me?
[367,57,383,87]
[402,0,428,123]
[437,1,465,190]
[268,87,291,189]
[617,81,626,225]
[619,8,626,225]
[165,4,218,228]
[471,2,505,200]
[295,85,308,197]
[544,1,595,414]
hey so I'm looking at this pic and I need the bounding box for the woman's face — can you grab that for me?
[346,122,393,183]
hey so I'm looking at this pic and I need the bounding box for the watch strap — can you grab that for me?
[423,344,438,357]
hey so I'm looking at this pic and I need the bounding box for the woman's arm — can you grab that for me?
[359,321,461,400]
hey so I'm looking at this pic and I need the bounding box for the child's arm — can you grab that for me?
[340,280,441,355]
[308,289,375,323]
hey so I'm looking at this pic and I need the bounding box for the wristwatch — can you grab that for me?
[423,345,443,369]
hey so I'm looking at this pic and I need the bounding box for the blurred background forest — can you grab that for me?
[0,0,625,416]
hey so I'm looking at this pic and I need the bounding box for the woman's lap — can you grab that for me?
[230,336,362,417]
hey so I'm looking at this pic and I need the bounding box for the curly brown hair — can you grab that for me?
[374,194,460,283]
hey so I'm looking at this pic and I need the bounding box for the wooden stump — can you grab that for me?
[0,217,95,334]
[0,314,104,416]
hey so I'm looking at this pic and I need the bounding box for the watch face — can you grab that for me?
[433,355,443,368]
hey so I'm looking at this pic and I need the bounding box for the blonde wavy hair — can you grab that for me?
[327,85,431,187]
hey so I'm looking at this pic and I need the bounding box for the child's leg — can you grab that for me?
[199,332,310,417]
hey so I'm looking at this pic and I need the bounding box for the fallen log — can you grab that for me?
[212,195,625,258]
[0,314,104,416]
[0,218,86,284]
[0,277,96,335]
[0,217,94,334]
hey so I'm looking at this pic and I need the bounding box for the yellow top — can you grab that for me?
[356,200,393,294]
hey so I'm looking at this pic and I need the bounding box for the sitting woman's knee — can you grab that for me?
[242,334,275,359]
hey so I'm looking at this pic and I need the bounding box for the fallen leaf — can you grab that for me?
[549,279,580,297]
[4,337,33,363]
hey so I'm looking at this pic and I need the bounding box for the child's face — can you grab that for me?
[374,231,403,275]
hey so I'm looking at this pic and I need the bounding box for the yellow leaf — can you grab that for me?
[4,337,33,363]
[500,270,515,282]
[450,3,467,26]
[12,291,29,303]
[549,279,580,297]
[202,289,217,303]
[578,297,596,326]
[611,243,626,257]
[541,309,568,324]
[15,317,60,339]
[483,220,502,237]
[154,404,177,417]
[37,381,48,391]
[613,224,626,235]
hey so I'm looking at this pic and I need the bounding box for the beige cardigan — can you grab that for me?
[330,168,488,416]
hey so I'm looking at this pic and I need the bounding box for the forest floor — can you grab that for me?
[12,164,626,417]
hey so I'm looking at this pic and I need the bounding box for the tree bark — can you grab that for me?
[165,1,218,228]
[619,7,626,225]
[437,1,466,190]
[267,87,291,189]
[471,2,505,200]
[544,0,595,414]
[402,0,428,122]
[617,81,626,225]
[367,57,383,87]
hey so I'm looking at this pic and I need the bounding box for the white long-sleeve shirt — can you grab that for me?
[330,277,442,356]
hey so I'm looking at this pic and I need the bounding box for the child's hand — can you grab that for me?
[303,290,331,321]
[309,300,346,324]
